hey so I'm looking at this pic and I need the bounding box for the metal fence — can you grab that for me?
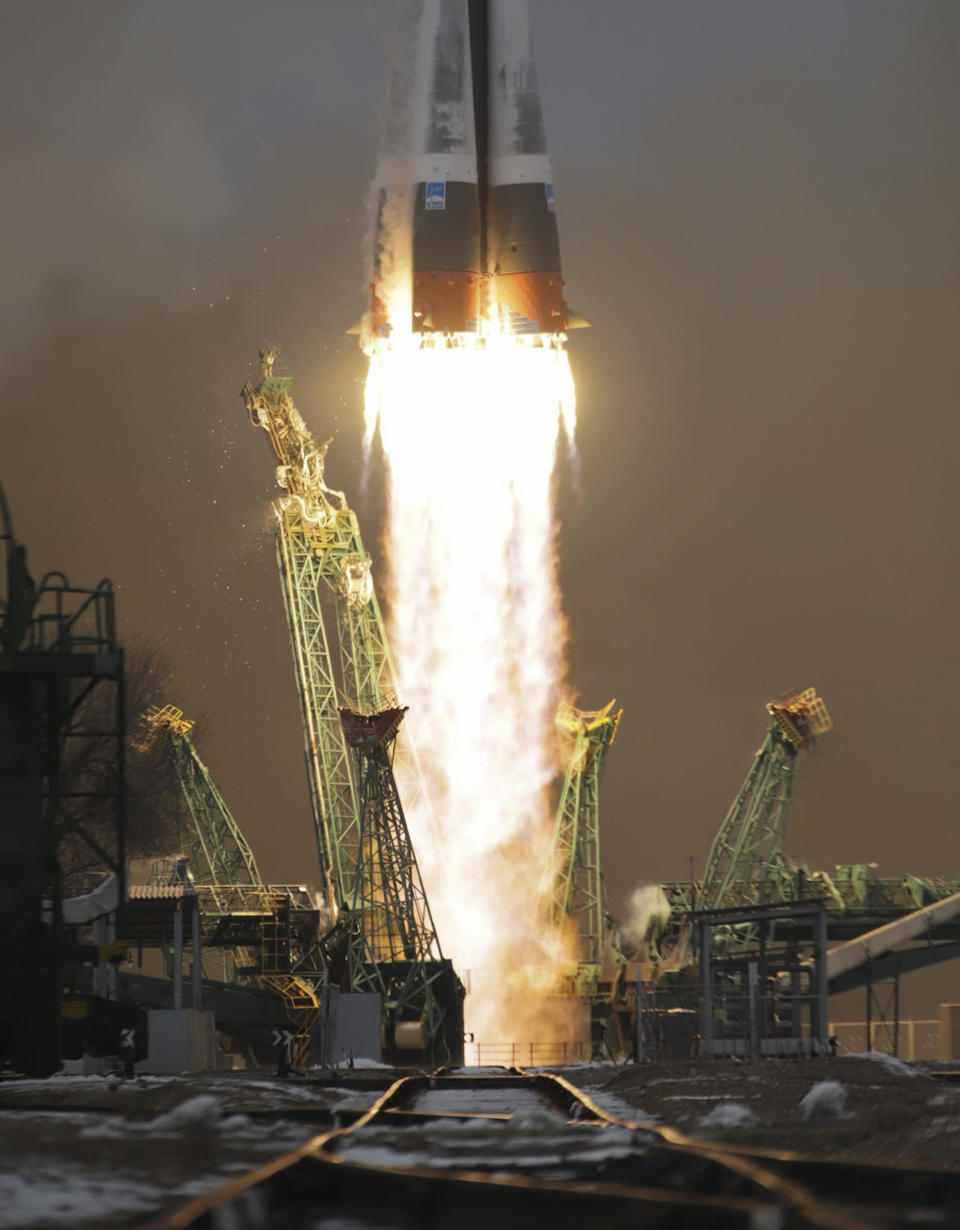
[637,982,701,1061]
[638,977,829,1061]
[467,1020,942,1068]
[830,1019,939,1061]
[469,1040,590,1067]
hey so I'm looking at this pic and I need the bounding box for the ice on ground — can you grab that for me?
[750,1210,786,1230]
[648,1074,713,1086]
[578,1084,648,1124]
[414,1088,546,1116]
[846,1051,918,1077]
[141,1093,222,1132]
[509,1103,562,1131]
[0,1166,216,1228]
[664,1093,758,1102]
[800,1080,847,1120]
[697,1102,757,1129]
[77,1095,312,1146]
[0,1073,175,1094]
[336,1113,637,1176]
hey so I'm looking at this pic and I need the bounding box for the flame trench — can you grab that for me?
[364,323,577,1044]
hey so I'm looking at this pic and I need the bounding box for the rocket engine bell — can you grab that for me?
[372,0,577,338]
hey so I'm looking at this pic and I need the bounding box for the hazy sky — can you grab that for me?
[3,2,959,1009]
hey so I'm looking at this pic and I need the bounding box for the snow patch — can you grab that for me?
[78,1094,310,1143]
[578,1084,649,1123]
[750,1210,786,1230]
[509,1104,561,1131]
[800,1080,847,1120]
[0,1166,217,1228]
[697,1102,757,1129]
[143,1093,222,1132]
[0,1073,174,1093]
[846,1051,918,1077]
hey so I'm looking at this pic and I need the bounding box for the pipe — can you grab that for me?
[826,888,960,981]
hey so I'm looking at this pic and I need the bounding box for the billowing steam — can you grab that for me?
[621,883,671,955]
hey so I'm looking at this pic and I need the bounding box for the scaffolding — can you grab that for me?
[339,706,463,1064]
[540,700,622,976]
[241,349,433,918]
[696,688,832,914]
[1,485,125,1072]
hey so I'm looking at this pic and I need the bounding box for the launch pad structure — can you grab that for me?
[6,398,960,1070]
[7,4,960,1078]
[242,351,464,1066]
[0,483,127,1075]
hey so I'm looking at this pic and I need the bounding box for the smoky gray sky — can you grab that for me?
[4,2,960,1009]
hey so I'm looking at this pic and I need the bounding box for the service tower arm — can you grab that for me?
[539,700,622,975]
[696,687,832,913]
[139,704,262,907]
[140,702,325,1064]
[339,705,463,1065]
[241,349,405,916]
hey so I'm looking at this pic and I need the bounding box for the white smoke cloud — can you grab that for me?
[621,883,671,952]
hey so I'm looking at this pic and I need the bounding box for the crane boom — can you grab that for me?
[540,700,622,973]
[339,705,463,1064]
[696,687,832,912]
[139,703,324,1064]
[139,704,261,906]
[241,349,410,915]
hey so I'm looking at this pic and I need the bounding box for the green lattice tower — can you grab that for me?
[541,700,622,973]
[242,350,433,916]
[339,706,463,1065]
[142,705,261,908]
[142,704,324,1057]
[696,687,832,913]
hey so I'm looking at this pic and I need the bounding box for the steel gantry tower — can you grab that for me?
[541,700,623,980]
[696,687,832,912]
[139,704,261,907]
[242,349,423,915]
[242,349,456,1061]
[338,706,463,1063]
[139,703,324,1062]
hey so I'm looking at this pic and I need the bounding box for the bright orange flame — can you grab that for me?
[364,309,579,1052]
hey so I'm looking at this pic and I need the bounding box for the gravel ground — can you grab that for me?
[2,1057,958,1226]
[0,1070,389,1228]
[572,1055,960,1169]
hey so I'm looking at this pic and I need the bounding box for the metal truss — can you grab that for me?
[243,349,435,917]
[0,520,126,1073]
[142,703,324,1061]
[140,705,261,911]
[696,688,832,913]
[275,522,358,913]
[340,707,458,1061]
[540,700,622,975]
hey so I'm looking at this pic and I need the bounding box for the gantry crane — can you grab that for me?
[696,687,832,913]
[241,349,432,917]
[540,700,623,982]
[241,349,454,1060]
[337,706,463,1064]
[537,700,627,1057]
[140,705,261,908]
[139,703,323,1063]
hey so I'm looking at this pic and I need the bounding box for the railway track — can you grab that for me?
[144,1066,958,1230]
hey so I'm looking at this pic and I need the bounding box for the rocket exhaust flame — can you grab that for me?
[361,1,583,1048]
[364,325,578,1045]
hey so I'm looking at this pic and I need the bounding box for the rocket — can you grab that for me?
[369,0,584,338]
